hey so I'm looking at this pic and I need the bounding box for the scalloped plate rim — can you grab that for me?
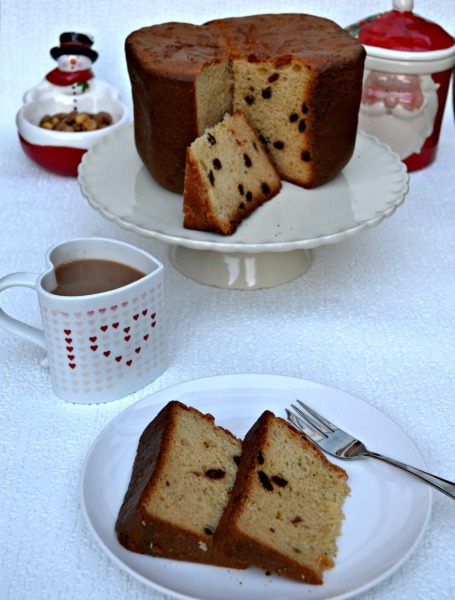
[78,125,409,253]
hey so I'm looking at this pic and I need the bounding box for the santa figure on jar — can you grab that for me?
[347,0,455,171]
[358,69,439,161]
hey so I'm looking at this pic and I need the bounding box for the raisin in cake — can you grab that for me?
[183,110,281,235]
[125,14,365,193]
[213,410,350,584]
[115,400,245,569]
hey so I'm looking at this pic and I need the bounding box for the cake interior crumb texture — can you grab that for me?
[214,410,350,584]
[232,60,314,184]
[195,60,233,135]
[183,110,281,234]
[115,400,245,568]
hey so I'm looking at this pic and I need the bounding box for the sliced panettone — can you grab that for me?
[213,410,350,583]
[183,110,281,235]
[115,400,246,568]
[125,15,365,193]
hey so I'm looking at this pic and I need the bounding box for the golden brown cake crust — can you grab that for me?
[115,400,245,568]
[125,24,228,194]
[207,13,364,66]
[182,151,219,232]
[213,410,349,584]
[125,14,365,193]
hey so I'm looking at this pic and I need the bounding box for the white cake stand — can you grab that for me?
[78,125,409,289]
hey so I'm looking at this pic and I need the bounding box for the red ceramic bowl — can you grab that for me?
[16,93,129,176]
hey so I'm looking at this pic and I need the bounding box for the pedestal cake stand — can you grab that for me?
[78,125,409,289]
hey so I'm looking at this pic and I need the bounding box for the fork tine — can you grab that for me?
[291,400,332,437]
[290,403,328,437]
[296,399,337,432]
[285,409,323,442]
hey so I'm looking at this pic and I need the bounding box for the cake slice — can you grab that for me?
[183,110,281,235]
[115,400,246,569]
[213,410,350,584]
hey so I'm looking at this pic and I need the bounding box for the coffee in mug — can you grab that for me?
[0,237,166,404]
[51,259,145,296]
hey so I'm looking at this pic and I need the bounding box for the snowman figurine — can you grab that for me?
[46,32,98,95]
[23,31,119,105]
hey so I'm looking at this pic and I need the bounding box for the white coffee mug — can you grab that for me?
[0,237,166,403]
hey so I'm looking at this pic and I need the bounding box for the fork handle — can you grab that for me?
[365,451,455,499]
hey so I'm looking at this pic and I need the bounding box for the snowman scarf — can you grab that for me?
[45,68,95,86]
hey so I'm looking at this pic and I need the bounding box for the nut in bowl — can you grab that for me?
[16,31,129,176]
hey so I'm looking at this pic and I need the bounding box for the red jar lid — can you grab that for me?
[348,0,454,52]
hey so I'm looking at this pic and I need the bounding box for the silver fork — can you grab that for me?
[286,399,455,500]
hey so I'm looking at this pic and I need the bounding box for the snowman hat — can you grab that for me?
[50,32,98,62]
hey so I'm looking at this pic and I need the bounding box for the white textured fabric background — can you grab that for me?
[1,1,454,599]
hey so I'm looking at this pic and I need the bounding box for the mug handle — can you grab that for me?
[0,272,46,349]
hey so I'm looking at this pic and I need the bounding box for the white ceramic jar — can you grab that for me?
[348,0,455,171]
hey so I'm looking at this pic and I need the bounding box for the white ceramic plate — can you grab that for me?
[78,125,409,253]
[80,374,431,600]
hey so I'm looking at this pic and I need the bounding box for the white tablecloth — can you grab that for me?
[1,1,454,599]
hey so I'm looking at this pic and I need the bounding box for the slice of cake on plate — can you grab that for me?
[213,410,350,583]
[115,400,246,569]
[183,110,281,235]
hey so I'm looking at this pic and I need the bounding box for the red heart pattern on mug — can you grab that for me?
[62,303,159,370]
[40,280,165,400]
